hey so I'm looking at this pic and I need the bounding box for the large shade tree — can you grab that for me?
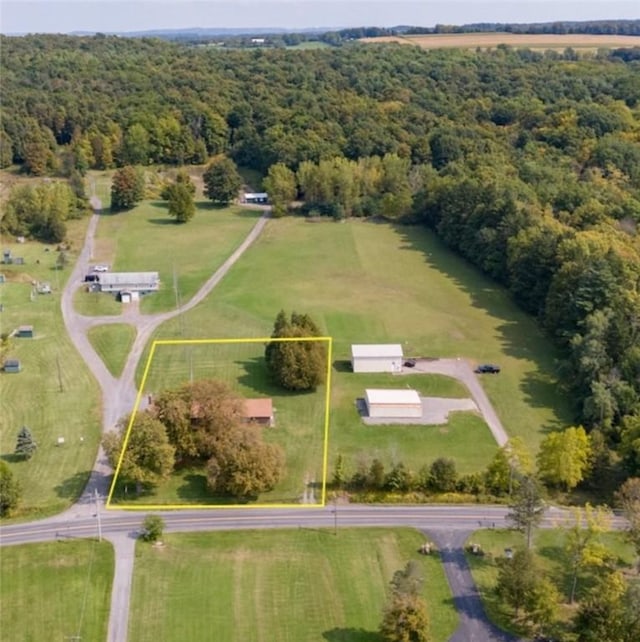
[103,413,175,494]
[203,156,242,204]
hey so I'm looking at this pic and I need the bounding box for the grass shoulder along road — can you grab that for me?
[88,323,137,377]
[0,220,102,520]
[0,539,114,641]
[129,527,458,642]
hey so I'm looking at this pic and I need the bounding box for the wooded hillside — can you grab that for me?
[2,35,640,486]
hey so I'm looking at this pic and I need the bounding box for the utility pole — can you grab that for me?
[94,488,102,542]
[56,355,64,392]
[333,493,338,536]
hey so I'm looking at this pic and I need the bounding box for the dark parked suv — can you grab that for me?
[474,364,501,374]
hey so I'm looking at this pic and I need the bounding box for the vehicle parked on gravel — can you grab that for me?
[474,364,501,374]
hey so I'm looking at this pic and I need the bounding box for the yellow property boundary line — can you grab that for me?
[106,336,333,510]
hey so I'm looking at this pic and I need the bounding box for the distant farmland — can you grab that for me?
[360,33,640,50]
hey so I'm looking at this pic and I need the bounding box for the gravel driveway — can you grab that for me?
[399,358,509,446]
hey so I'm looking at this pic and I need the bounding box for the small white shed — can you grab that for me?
[365,389,422,419]
[351,344,403,373]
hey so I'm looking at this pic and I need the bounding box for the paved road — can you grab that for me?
[428,529,520,642]
[1,503,596,547]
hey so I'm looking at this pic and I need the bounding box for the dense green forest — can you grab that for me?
[2,35,640,488]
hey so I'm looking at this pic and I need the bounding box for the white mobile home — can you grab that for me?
[351,344,403,373]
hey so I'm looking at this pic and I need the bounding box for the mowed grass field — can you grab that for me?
[87,323,136,377]
[129,528,458,642]
[0,539,114,641]
[0,221,102,519]
[92,199,262,314]
[466,528,637,636]
[140,218,572,471]
[361,33,640,50]
[73,288,122,316]
[111,340,329,506]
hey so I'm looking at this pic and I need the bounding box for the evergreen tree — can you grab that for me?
[15,426,37,460]
[265,310,326,391]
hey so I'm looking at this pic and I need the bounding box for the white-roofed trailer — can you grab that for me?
[365,389,422,419]
[351,344,403,373]
[97,272,159,294]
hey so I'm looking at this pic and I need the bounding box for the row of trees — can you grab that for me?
[103,379,285,500]
[332,428,593,498]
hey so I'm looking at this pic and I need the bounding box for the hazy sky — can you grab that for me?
[1,1,638,34]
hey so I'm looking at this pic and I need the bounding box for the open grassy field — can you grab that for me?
[87,323,136,377]
[129,528,458,642]
[466,528,637,636]
[0,220,102,519]
[139,218,572,472]
[0,539,114,641]
[361,33,640,50]
[92,200,262,314]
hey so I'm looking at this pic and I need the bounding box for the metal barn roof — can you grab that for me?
[99,272,159,286]
[365,389,421,405]
[351,344,403,358]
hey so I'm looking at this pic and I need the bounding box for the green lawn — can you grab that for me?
[139,218,572,470]
[88,323,136,377]
[110,340,328,506]
[73,288,122,316]
[93,200,262,314]
[129,528,458,642]
[466,528,637,636]
[0,539,114,641]
[0,222,102,519]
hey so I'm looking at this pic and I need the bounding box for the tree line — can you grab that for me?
[2,35,639,484]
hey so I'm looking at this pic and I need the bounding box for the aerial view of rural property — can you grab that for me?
[1,0,640,640]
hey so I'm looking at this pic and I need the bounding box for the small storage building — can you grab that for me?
[3,359,22,373]
[243,398,275,427]
[243,192,269,204]
[351,344,403,373]
[98,272,160,295]
[365,389,422,419]
[17,325,34,338]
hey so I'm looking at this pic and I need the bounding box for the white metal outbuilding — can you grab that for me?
[98,272,160,294]
[351,344,403,373]
[365,388,422,419]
